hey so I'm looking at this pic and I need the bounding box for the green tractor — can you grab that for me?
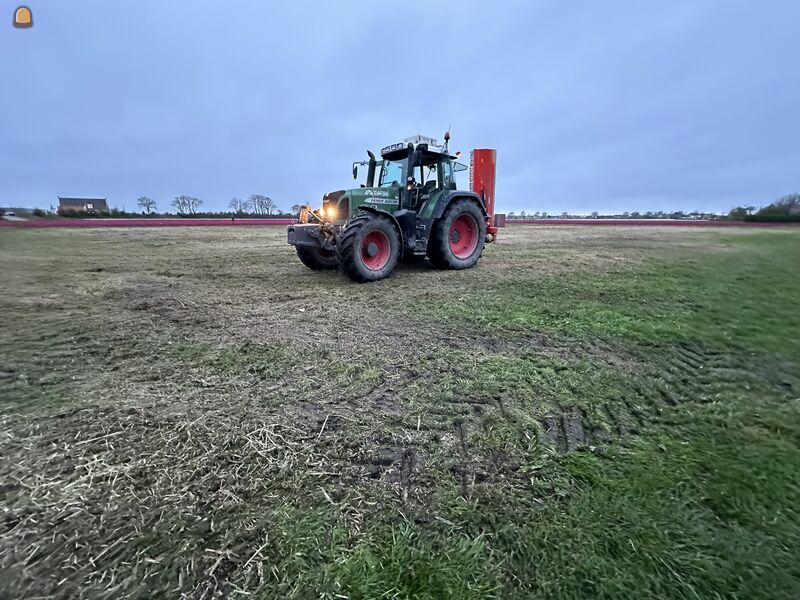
[287,134,498,283]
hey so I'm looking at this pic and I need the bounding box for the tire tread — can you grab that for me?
[428,199,486,270]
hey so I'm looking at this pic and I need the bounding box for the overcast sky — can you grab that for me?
[2,1,798,214]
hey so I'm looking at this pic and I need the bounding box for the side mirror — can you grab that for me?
[352,164,358,179]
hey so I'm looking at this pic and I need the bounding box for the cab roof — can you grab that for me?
[381,143,457,162]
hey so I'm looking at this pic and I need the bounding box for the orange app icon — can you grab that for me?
[13,6,33,28]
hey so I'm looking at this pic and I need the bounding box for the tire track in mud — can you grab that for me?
[538,345,715,455]
[537,342,800,456]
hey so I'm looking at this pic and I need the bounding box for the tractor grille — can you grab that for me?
[336,197,349,220]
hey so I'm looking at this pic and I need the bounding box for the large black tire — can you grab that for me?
[296,246,338,270]
[336,214,400,283]
[428,199,487,270]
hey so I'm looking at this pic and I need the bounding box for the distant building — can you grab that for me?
[58,197,108,214]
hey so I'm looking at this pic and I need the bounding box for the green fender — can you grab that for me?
[419,190,488,221]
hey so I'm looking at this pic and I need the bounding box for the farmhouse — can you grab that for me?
[58,197,108,214]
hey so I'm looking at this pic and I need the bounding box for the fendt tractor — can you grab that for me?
[287,133,499,282]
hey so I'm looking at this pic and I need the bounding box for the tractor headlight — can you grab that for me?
[325,206,336,219]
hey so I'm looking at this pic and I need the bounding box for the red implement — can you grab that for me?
[470,148,498,240]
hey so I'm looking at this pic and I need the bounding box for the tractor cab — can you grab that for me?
[376,140,467,211]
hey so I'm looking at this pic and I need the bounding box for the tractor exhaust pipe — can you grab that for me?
[470,148,498,242]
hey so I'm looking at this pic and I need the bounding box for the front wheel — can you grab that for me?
[428,199,487,270]
[296,246,338,270]
[336,214,400,282]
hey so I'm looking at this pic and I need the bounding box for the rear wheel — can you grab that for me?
[336,214,400,282]
[428,199,486,269]
[296,246,338,270]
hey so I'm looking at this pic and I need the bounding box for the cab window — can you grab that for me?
[379,159,406,187]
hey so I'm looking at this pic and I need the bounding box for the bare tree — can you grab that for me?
[290,204,302,216]
[171,196,189,214]
[248,194,264,214]
[171,195,201,215]
[137,196,157,214]
[188,197,203,214]
[229,197,249,213]
[249,194,277,215]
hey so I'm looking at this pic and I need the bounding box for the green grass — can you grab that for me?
[420,231,800,353]
[170,340,295,377]
[479,392,800,599]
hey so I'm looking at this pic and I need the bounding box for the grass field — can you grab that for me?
[1,225,799,599]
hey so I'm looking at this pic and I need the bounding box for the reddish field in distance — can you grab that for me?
[0,218,296,228]
[512,218,792,227]
[1,218,793,229]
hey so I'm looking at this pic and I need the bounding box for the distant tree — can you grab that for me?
[290,204,302,216]
[591,211,599,218]
[519,210,527,219]
[248,194,277,215]
[507,211,516,219]
[188,197,202,214]
[533,211,541,218]
[561,211,569,217]
[541,211,547,218]
[756,193,800,217]
[779,193,800,214]
[728,207,747,220]
[171,196,188,214]
[229,197,249,213]
[171,195,200,215]
[137,196,157,214]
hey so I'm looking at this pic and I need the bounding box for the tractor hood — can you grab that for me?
[347,186,400,207]
[323,189,346,203]
[323,186,402,222]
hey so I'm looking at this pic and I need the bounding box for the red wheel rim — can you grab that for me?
[361,230,391,270]
[449,214,478,259]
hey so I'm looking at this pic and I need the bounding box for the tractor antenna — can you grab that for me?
[443,124,452,153]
